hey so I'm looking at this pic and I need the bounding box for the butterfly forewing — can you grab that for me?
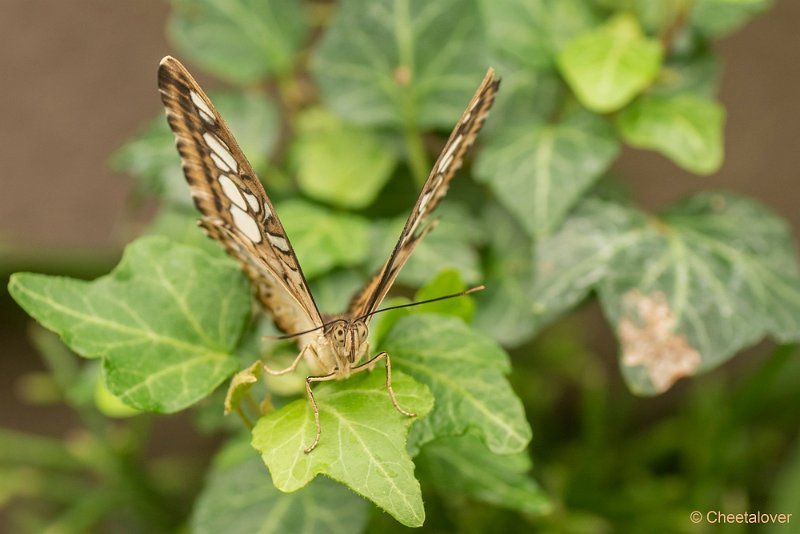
[157,56,323,335]
[348,69,500,320]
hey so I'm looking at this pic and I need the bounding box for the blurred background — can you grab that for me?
[1,0,799,532]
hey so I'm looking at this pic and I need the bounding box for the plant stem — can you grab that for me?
[404,119,429,188]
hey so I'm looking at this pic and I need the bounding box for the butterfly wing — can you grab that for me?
[348,69,500,320]
[158,56,323,335]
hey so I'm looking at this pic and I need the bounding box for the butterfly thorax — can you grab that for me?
[302,316,369,378]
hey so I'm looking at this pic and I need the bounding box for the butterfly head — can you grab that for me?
[326,319,368,363]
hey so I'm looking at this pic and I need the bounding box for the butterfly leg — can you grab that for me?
[351,352,416,418]
[264,345,310,376]
[304,371,338,454]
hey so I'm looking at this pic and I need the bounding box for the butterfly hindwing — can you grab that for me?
[158,56,323,335]
[348,69,500,320]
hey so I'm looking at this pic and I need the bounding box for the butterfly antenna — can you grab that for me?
[263,319,341,341]
[357,285,485,321]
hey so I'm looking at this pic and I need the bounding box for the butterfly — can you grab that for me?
[158,56,499,452]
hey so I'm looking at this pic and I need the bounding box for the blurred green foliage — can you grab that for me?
[4,0,800,532]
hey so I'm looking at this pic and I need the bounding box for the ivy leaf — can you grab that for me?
[278,200,370,279]
[557,13,662,113]
[146,208,222,256]
[109,116,188,205]
[380,314,531,454]
[475,107,619,237]
[531,193,800,395]
[413,269,474,322]
[112,92,278,205]
[8,237,249,412]
[416,434,551,515]
[292,108,396,209]
[483,0,597,71]
[251,371,433,528]
[601,192,800,394]
[192,438,368,534]
[168,0,308,83]
[312,0,486,128]
[530,196,644,334]
[652,53,720,99]
[691,0,773,37]
[474,202,537,347]
[617,93,725,175]
[308,269,368,314]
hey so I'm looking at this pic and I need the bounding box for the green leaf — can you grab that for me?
[312,0,487,128]
[691,0,772,37]
[483,0,597,71]
[380,314,531,454]
[94,379,140,418]
[308,269,368,314]
[413,269,474,322]
[146,208,222,256]
[224,360,262,416]
[652,53,720,99]
[531,193,800,395]
[474,202,537,347]
[112,92,278,205]
[169,0,308,83]
[475,107,619,237]
[278,200,370,279]
[557,13,663,113]
[602,192,800,394]
[292,108,396,209]
[192,438,368,534]
[8,237,248,412]
[109,116,187,205]
[251,371,433,528]
[530,196,645,333]
[617,93,725,175]
[417,434,551,515]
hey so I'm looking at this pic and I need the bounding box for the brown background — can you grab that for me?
[0,1,798,430]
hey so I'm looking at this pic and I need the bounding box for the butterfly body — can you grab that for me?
[302,316,369,377]
[158,56,499,452]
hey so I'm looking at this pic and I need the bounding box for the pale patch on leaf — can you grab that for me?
[618,290,701,393]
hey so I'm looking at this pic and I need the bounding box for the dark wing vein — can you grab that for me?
[158,56,323,334]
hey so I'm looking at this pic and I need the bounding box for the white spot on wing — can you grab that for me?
[190,90,214,119]
[438,134,462,173]
[243,192,260,212]
[203,132,238,172]
[268,233,290,252]
[218,175,246,210]
[210,152,231,172]
[418,190,432,214]
[230,205,262,243]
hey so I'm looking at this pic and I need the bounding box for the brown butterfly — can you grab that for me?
[158,56,499,452]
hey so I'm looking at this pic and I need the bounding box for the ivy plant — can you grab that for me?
[5,0,798,531]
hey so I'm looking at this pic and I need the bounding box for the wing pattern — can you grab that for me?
[348,69,500,320]
[157,56,322,335]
